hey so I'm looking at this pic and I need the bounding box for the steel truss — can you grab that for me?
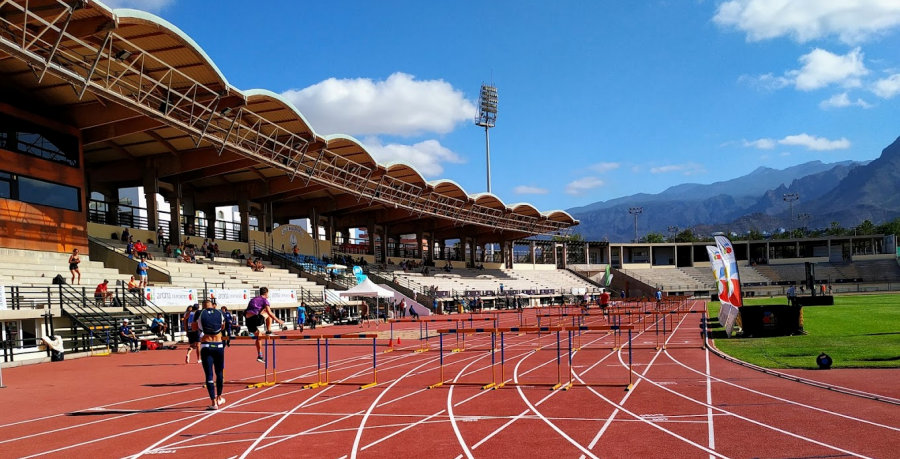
[0,0,568,235]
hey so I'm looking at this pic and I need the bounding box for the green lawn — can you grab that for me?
[708,294,900,369]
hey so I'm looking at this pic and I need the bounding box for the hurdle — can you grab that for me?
[428,325,633,391]
[236,332,380,390]
[389,317,496,353]
[89,326,111,356]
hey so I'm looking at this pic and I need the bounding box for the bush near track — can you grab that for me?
[708,294,900,369]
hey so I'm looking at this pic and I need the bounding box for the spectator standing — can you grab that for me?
[137,257,149,288]
[297,302,307,332]
[121,228,130,242]
[221,306,235,347]
[119,319,139,352]
[68,248,81,284]
[125,239,134,259]
[156,227,165,247]
[787,285,797,306]
[184,304,201,364]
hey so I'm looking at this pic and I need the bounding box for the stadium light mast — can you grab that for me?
[475,83,498,193]
[783,193,799,229]
[628,207,643,243]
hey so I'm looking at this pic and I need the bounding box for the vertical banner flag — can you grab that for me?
[714,236,743,307]
[713,235,743,337]
[705,246,731,323]
[604,264,612,287]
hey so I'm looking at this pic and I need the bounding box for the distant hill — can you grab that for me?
[567,137,900,241]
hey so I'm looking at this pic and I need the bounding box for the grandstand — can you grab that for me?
[0,0,582,364]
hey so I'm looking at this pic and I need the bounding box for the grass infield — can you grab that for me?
[708,294,900,369]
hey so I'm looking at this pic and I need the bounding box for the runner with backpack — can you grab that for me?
[198,299,226,410]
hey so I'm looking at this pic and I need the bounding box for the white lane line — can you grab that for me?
[705,334,716,458]
[237,386,325,459]
[667,347,900,433]
[512,348,599,459]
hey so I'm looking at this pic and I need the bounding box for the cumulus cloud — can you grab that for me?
[362,137,464,178]
[100,0,175,11]
[565,177,604,196]
[741,48,868,92]
[872,73,900,98]
[282,72,476,137]
[819,92,872,109]
[779,133,850,150]
[791,48,868,91]
[745,134,851,151]
[588,162,620,173]
[714,0,900,44]
[649,163,706,175]
[513,185,549,195]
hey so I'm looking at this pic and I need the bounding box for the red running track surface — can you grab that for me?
[1,301,897,458]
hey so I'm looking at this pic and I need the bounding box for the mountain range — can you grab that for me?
[567,136,900,242]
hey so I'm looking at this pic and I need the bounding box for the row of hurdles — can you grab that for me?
[234,297,705,392]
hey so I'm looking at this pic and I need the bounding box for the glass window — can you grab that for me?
[0,113,78,167]
[0,172,10,199]
[16,175,81,211]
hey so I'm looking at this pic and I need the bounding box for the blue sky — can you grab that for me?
[107,0,900,212]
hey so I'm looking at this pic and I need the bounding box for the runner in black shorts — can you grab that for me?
[198,299,226,410]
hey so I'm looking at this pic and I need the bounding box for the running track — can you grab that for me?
[1,301,897,458]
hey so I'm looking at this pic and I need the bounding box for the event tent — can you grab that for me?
[338,278,394,299]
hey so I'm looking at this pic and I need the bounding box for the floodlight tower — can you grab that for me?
[475,83,498,193]
[783,193,799,229]
[628,207,643,243]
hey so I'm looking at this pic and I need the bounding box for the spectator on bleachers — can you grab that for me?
[121,228,130,242]
[134,240,151,260]
[156,227,165,247]
[443,260,452,272]
[125,238,135,259]
[150,313,167,338]
[255,258,265,271]
[184,237,194,249]
[211,240,220,257]
[292,245,300,258]
[200,239,209,255]
[231,248,244,259]
[94,279,112,306]
[182,246,195,263]
[68,248,82,285]
[119,319,139,352]
[127,275,140,293]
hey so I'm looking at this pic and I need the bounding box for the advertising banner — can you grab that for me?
[144,287,196,307]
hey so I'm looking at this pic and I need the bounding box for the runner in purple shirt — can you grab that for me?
[244,287,286,362]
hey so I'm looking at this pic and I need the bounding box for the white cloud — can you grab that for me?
[872,73,900,98]
[565,177,604,196]
[714,0,900,44]
[779,133,850,150]
[740,48,868,92]
[513,185,549,195]
[362,137,464,178]
[743,134,851,151]
[649,163,707,175]
[791,48,868,91]
[281,72,476,137]
[743,138,777,149]
[100,0,174,12]
[819,92,872,109]
[588,162,620,173]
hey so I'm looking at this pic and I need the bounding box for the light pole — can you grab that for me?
[668,225,679,242]
[475,83,498,193]
[783,193,799,230]
[628,207,643,243]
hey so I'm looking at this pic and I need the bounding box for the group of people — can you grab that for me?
[246,257,266,271]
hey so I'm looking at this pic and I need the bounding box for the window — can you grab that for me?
[0,171,81,211]
[0,113,79,167]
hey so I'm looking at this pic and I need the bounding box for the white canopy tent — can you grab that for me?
[338,278,394,299]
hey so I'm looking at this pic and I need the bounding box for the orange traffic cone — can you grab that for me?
[396,336,401,346]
